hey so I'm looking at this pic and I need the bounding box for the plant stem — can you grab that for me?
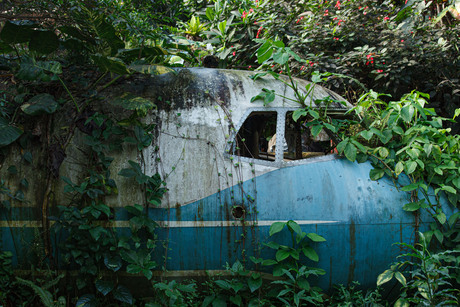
[58,76,80,113]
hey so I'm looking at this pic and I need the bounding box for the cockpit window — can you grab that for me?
[230,110,336,163]
[283,112,336,161]
[231,112,277,161]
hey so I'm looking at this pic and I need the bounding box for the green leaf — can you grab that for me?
[377,269,394,286]
[214,280,231,290]
[394,298,410,307]
[360,130,373,141]
[344,143,357,162]
[250,88,275,106]
[95,280,114,296]
[403,201,421,212]
[378,147,389,158]
[369,168,384,181]
[262,259,277,266]
[76,294,98,307]
[21,94,59,115]
[308,109,320,120]
[292,109,307,122]
[336,139,347,154]
[273,50,289,65]
[306,233,326,242]
[401,182,419,191]
[404,160,417,175]
[118,168,137,178]
[16,58,62,81]
[302,246,319,262]
[275,249,290,262]
[0,117,23,147]
[269,222,285,236]
[400,105,414,123]
[394,272,406,287]
[230,295,242,306]
[311,125,323,137]
[452,177,460,189]
[89,226,106,241]
[436,212,447,225]
[248,276,262,292]
[433,229,443,243]
[112,285,133,304]
[104,255,122,272]
[91,55,129,75]
[94,17,124,55]
[441,185,456,194]
[29,30,59,54]
[257,41,273,64]
[395,162,404,176]
[0,21,34,44]
[287,220,302,235]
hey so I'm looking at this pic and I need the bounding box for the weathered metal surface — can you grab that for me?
[0,68,455,290]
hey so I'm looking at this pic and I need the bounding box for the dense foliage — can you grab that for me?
[0,0,458,305]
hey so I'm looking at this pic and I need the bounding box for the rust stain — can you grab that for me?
[196,202,203,222]
[175,203,181,221]
[347,220,356,285]
[223,201,232,261]
[329,257,333,290]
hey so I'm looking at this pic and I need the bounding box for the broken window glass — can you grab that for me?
[230,110,337,162]
[231,112,277,161]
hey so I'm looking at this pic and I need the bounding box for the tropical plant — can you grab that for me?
[377,232,460,306]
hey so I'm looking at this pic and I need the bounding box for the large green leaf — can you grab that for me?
[257,40,274,64]
[93,16,124,55]
[112,285,133,304]
[0,21,35,44]
[273,50,289,65]
[16,58,62,81]
[29,30,59,54]
[269,222,285,236]
[302,246,319,261]
[0,117,23,147]
[306,233,326,242]
[21,94,59,115]
[344,143,357,161]
[76,294,98,307]
[377,269,394,286]
[248,275,262,293]
[287,220,302,235]
[369,168,384,181]
[95,279,114,296]
[275,249,290,262]
[104,255,122,272]
[92,55,129,75]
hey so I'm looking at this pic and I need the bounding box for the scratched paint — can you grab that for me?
[0,68,456,291]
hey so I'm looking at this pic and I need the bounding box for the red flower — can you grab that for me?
[384,16,389,21]
[335,1,341,9]
[256,26,263,38]
[232,51,236,56]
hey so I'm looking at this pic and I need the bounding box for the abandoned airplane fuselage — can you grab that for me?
[1,68,443,290]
